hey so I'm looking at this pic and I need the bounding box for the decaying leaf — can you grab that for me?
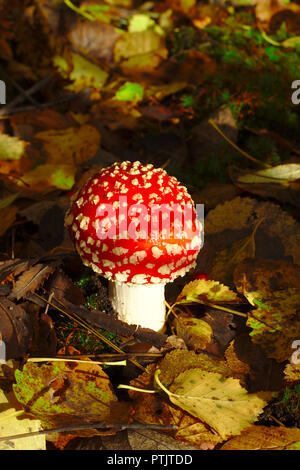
[128,363,222,449]
[0,205,18,237]
[0,134,27,161]
[54,52,108,93]
[175,313,213,351]
[221,425,300,450]
[177,279,239,304]
[0,298,33,359]
[9,263,55,300]
[284,362,300,383]
[234,258,300,362]
[35,125,100,166]
[16,164,76,194]
[197,197,300,286]
[13,360,118,428]
[230,164,300,208]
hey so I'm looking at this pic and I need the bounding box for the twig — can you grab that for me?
[27,357,127,366]
[0,96,76,118]
[4,75,52,111]
[0,422,178,443]
[208,118,271,168]
[32,293,146,372]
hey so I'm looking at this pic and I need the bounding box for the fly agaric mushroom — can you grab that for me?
[65,161,202,331]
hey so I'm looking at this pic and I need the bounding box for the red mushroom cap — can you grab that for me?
[65,161,202,285]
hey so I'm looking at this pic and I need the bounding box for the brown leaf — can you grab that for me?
[9,263,55,300]
[221,425,300,450]
[0,205,18,237]
[0,298,33,359]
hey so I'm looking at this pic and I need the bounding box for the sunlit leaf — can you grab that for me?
[0,134,27,161]
[114,82,144,102]
[0,390,45,450]
[155,368,266,439]
[221,425,300,450]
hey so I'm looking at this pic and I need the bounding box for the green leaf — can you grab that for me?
[114,82,144,102]
[128,14,156,33]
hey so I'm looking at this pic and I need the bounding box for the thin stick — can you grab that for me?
[27,358,127,366]
[171,300,247,318]
[0,422,178,443]
[3,75,52,111]
[0,96,76,119]
[56,353,162,359]
[33,293,146,372]
[209,118,270,168]
[206,302,247,318]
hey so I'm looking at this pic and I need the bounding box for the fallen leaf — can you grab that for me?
[16,163,76,194]
[0,205,18,236]
[177,279,239,304]
[0,298,33,360]
[9,263,55,300]
[35,125,100,166]
[234,258,300,362]
[284,362,300,383]
[0,134,27,161]
[230,164,300,208]
[128,363,222,449]
[114,82,144,102]
[196,197,300,286]
[13,360,118,428]
[0,193,19,210]
[221,425,300,450]
[156,367,266,439]
[0,390,45,450]
[54,52,108,93]
[114,30,165,63]
[175,313,213,351]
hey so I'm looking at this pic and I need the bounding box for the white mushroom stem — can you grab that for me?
[109,282,166,332]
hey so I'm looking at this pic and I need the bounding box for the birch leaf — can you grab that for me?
[177,279,239,304]
[155,368,266,439]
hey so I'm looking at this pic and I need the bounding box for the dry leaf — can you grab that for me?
[158,368,266,439]
[175,313,213,351]
[0,298,33,360]
[35,125,100,166]
[234,258,300,362]
[9,263,55,300]
[177,279,239,304]
[13,360,118,429]
[0,390,45,450]
[221,425,300,450]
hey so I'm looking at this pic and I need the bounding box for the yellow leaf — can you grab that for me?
[221,425,300,450]
[177,279,239,304]
[114,30,165,62]
[155,368,266,439]
[17,164,76,193]
[237,163,300,185]
[0,134,27,161]
[0,390,45,450]
[35,125,100,165]
[176,314,213,351]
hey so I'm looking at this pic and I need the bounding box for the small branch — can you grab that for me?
[27,357,127,366]
[0,421,178,443]
[32,293,147,372]
[209,118,270,168]
[0,96,77,118]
